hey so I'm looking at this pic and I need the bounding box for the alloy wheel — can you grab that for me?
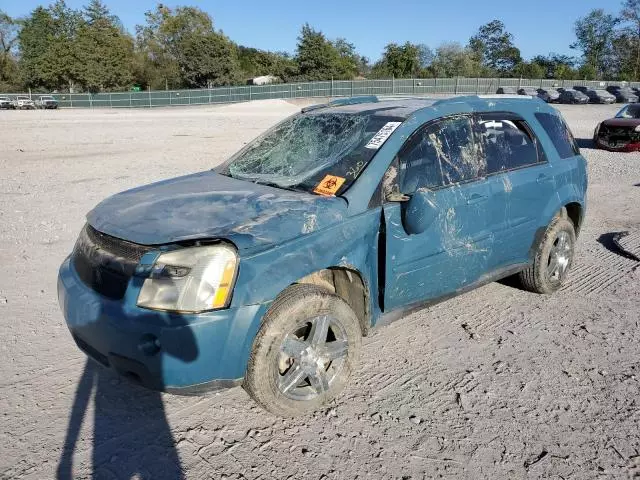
[276,314,349,401]
[547,230,572,281]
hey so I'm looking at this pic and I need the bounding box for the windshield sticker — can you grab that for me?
[365,122,402,150]
[314,175,346,196]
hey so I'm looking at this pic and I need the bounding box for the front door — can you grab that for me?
[382,115,493,311]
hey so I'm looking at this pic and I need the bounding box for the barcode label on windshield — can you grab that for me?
[365,122,402,149]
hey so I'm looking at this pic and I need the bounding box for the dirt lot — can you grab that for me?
[1,100,639,480]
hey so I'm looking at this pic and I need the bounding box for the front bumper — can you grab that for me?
[58,256,269,393]
[596,138,640,152]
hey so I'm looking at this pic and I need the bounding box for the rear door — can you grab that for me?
[477,112,555,268]
[382,115,493,310]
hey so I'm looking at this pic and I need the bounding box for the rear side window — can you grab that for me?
[477,115,541,173]
[535,112,580,159]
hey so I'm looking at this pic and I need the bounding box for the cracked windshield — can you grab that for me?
[221,111,404,195]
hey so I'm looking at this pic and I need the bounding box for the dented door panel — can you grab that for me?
[382,181,493,311]
[486,163,556,268]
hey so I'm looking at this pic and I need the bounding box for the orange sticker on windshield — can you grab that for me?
[314,175,346,196]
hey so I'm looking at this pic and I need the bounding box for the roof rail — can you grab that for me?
[301,95,379,113]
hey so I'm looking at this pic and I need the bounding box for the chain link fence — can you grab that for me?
[5,77,640,108]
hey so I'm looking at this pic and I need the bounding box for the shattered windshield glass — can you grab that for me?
[220,112,404,195]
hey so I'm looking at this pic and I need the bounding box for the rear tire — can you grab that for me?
[244,284,362,417]
[519,213,576,294]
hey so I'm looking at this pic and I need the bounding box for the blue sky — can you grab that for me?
[2,0,617,61]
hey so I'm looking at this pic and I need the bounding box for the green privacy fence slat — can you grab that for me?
[7,77,640,108]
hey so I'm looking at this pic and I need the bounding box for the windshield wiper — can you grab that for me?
[220,171,305,193]
[250,179,304,193]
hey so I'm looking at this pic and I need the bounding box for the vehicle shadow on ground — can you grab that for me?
[597,232,639,261]
[575,138,595,149]
[57,298,198,479]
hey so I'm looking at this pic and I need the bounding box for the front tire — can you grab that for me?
[244,284,362,417]
[519,213,576,294]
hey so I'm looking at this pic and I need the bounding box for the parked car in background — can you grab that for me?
[13,96,36,110]
[606,86,639,103]
[537,88,561,103]
[0,96,15,109]
[584,89,616,104]
[559,89,589,104]
[496,86,518,94]
[573,86,590,93]
[517,87,538,96]
[36,95,59,109]
[594,103,640,151]
[58,95,587,416]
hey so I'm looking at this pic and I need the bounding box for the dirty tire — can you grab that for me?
[244,284,362,417]
[519,214,576,294]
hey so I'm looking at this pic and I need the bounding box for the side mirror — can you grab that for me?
[402,189,438,235]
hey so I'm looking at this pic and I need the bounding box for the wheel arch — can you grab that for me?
[539,185,585,235]
[296,267,371,336]
[564,202,583,235]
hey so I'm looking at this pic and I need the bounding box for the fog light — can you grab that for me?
[138,334,161,356]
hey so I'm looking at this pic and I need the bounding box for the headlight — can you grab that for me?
[137,244,238,313]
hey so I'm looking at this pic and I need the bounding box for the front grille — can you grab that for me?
[84,225,151,262]
[71,225,153,300]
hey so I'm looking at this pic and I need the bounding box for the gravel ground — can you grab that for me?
[0,100,639,480]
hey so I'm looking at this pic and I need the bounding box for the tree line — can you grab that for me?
[2,0,640,93]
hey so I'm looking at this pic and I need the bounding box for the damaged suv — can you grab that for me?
[58,95,587,416]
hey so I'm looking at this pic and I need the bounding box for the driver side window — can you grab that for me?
[397,115,484,194]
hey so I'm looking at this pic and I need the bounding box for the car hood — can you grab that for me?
[601,118,640,127]
[87,171,347,250]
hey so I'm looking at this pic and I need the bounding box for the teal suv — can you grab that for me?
[58,95,587,416]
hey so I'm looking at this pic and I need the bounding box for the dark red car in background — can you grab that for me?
[594,104,640,151]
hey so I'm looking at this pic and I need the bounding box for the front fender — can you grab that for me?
[230,208,382,320]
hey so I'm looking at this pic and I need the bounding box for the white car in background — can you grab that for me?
[36,95,59,109]
[13,96,36,110]
[0,96,15,109]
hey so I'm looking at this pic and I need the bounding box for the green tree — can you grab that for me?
[571,9,619,79]
[18,1,83,91]
[469,20,522,75]
[531,54,577,79]
[332,38,367,77]
[75,0,133,91]
[238,46,298,81]
[619,0,640,79]
[179,31,241,87]
[371,42,431,78]
[0,10,21,90]
[430,42,483,78]
[295,24,356,80]
[135,5,241,88]
[513,61,545,79]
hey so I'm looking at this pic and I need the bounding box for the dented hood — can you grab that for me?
[87,171,347,250]
[602,118,640,128]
